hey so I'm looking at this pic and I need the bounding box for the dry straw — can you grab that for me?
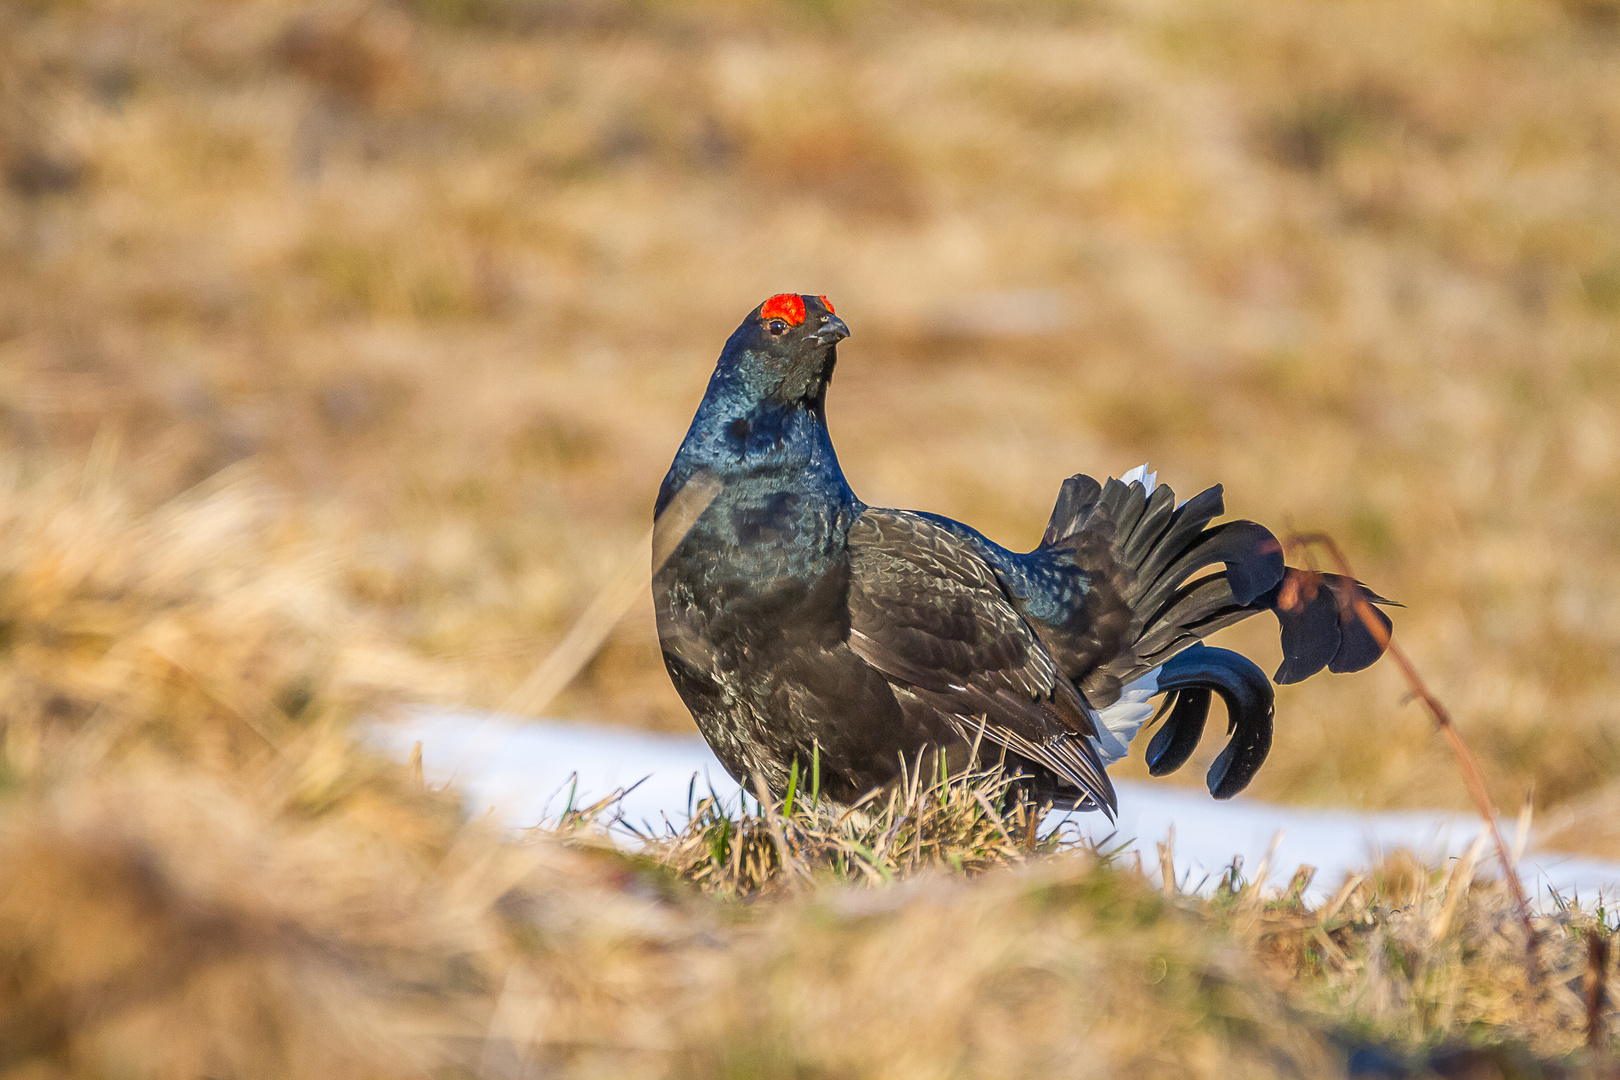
[496,471,720,722]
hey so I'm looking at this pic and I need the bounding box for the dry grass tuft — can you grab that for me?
[0,463,440,791]
[684,858,1355,1080]
[1250,853,1620,1062]
[655,754,1071,895]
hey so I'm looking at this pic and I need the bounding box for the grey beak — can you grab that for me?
[814,315,850,344]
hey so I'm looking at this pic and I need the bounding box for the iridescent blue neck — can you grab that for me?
[658,363,857,516]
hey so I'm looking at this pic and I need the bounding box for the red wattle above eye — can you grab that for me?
[760,294,807,326]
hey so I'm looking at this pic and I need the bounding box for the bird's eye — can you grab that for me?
[767,319,789,335]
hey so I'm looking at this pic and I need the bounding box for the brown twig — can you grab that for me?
[1285,865,1316,906]
[1239,830,1286,913]
[1285,531,1541,985]
[1430,828,1489,943]
[1157,824,1177,898]
[752,774,811,885]
[1023,798,1044,852]
[1587,930,1612,1049]
[1319,873,1364,926]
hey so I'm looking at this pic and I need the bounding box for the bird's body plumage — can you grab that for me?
[655,295,1391,815]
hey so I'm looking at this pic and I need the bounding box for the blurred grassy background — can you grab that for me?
[2,0,1618,838]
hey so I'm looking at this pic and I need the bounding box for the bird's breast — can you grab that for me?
[656,480,854,651]
[675,484,849,588]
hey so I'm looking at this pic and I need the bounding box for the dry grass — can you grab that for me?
[1253,853,1618,1062]
[2,0,1620,1074]
[653,752,1076,895]
[0,458,1609,1077]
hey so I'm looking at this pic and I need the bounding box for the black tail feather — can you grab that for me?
[1098,473,1153,544]
[1117,484,1178,569]
[1050,476,1289,691]
[1135,520,1283,618]
[1143,689,1208,777]
[1037,471,1392,800]
[1147,643,1275,799]
[1137,575,1238,659]
[1129,485,1227,591]
[1331,598,1393,673]
[1250,569,1397,684]
[1041,474,1102,546]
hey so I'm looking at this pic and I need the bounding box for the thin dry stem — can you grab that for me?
[1320,874,1365,926]
[1286,531,1542,986]
[1589,931,1613,1049]
[1430,828,1489,942]
[1158,824,1177,898]
[497,472,720,720]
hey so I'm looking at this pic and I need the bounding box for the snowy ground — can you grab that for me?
[374,710,1620,909]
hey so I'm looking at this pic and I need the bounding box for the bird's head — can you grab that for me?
[716,293,850,410]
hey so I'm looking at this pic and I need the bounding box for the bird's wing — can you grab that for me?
[844,508,1117,815]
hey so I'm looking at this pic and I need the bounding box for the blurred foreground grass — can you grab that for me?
[0,467,1613,1076]
[2,0,1620,1073]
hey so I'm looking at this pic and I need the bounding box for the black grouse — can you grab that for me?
[653,293,1392,816]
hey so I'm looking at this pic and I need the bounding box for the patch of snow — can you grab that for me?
[371,710,1620,910]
